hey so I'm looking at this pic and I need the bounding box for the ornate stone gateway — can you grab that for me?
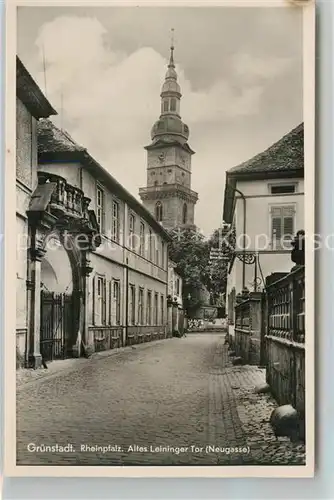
[26,171,101,367]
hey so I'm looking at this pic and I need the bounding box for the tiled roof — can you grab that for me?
[37,119,85,154]
[37,119,171,241]
[228,123,304,176]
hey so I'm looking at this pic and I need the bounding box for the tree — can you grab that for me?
[168,227,211,312]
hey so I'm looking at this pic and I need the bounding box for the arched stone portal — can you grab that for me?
[40,232,82,360]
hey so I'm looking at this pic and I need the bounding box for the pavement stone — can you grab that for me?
[16,333,306,466]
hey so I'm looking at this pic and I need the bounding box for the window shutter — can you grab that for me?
[116,282,120,325]
[272,218,282,240]
[96,278,101,326]
[108,281,112,325]
[283,217,294,238]
[282,206,295,238]
[271,207,282,240]
[92,275,96,326]
[128,285,132,325]
[102,278,107,325]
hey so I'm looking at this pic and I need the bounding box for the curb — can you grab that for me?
[16,338,173,391]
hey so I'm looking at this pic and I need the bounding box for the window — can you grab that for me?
[176,278,180,296]
[270,184,296,195]
[156,243,159,267]
[154,293,159,325]
[138,288,144,325]
[155,201,163,222]
[129,284,136,325]
[129,213,135,250]
[149,229,153,261]
[170,98,176,112]
[271,205,295,243]
[96,186,105,233]
[163,100,169,112]
[109,280,121,325]
[182,203,188,224]
[147,291,152,325]
[139,222,145,256]
[95,276,106,325]
[160,295,164,325]
[112,201,120,242]
[161,242,165,269]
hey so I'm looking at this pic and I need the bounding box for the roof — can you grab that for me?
[37,119,171,241]
[228,123,304,176]
[223,123,304,223]
[16,57,57,119]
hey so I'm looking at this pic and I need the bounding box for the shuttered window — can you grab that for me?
[112,201,120,242]
[108,281,112,325]
[95,276,106,325]
[160,295,164,325]
[129,285,136,325]
[271,206,295,243]
[147,291,152,325]
[108,280,120,325]
[96,186,105,233]
[161,242,165,269]
[154,293,159,325]
[129,214,135,250]
[114,280,121,325]
[139,222,145,257]
[149,229,153,261]
[138,288,144,325]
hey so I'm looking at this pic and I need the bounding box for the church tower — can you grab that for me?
[139,39,198,230]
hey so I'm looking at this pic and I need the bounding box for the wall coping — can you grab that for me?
[266,265,305,291]
[235,328,259,336]
[265,335,305,350]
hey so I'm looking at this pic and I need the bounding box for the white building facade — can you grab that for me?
[223,124,304,339]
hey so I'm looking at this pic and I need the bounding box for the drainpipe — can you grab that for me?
[125,258,129,345]
[229,181,247,290]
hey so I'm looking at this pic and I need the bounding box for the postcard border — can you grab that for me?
[4,0,315,478]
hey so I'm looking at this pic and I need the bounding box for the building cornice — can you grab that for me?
[139,183,198,203]
[16,57,57,119]
[145,140,195,155]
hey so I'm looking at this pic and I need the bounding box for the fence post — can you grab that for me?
[260,292,267,367]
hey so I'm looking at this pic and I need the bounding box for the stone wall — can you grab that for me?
[265,336,305,418]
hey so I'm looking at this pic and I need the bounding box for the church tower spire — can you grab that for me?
[139,33,198,230]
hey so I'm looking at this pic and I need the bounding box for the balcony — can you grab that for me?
[139,183,198,202]
[38,171,89,219]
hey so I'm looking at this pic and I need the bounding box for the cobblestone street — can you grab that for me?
[16,333,305,466]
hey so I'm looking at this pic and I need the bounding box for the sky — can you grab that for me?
[17,6,303,236]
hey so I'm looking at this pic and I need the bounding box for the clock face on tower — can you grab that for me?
[158,152,166,162]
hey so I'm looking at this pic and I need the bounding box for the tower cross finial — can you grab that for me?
[169,28,175,68]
